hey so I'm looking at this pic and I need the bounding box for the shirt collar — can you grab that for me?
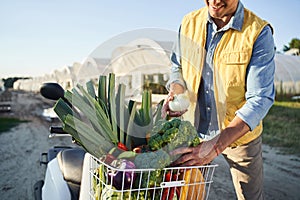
[207,1,244,32]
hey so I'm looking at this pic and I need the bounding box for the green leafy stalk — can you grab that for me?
[108,73,118,142]
[64,114,113,157]
[62,124,83,146]
[98,75,107,110]
[135,109,144,126]
[128,100,135,114]
[64,85,117,144]
[64,90,73,102]
[154,99,165,125]
[53,73,159,156]
[141,90,152,125]
[76,85,118,144]
[116,83,126,144]
[53,98,74,122]
[126,101,138,149]
[86,80,96,99]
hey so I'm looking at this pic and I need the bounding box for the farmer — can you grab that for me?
[163,0,275,199]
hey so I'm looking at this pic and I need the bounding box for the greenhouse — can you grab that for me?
[11,39,300,99]
[274,53,300,96]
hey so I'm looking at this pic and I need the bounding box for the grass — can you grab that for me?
[0,117,29,133]
[263,100,300,155]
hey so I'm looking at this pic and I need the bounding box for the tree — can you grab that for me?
[283,38,300,52]
[2,77,30,88]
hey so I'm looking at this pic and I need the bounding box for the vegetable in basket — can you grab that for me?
[148,118,201,152]
[134,149,171,169]
[168,93,190,112]
[107,159,137,190]
[161,171,180,200]
[53,73,156,159]
[132,117,202,190]
[134,149,171,188]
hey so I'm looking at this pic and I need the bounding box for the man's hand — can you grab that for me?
[161,83,186,119]
[170,139,220,166]
[161,93,187,118]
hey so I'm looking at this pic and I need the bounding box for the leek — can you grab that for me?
[108,73,118,142]
[98,75,107,110]
[116,83,126,144]
[86,80,96,99]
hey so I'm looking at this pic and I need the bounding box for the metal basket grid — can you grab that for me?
[88,154,217,200]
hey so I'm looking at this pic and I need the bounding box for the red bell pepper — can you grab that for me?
[161,171,178,200]
[117,142,128,151]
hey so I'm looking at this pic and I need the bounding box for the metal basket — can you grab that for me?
[88,154,217,200]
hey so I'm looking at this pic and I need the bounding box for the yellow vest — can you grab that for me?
[180,7,269,147]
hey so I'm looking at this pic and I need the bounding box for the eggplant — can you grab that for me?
[107,159,136,190]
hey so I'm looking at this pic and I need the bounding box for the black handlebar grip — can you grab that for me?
[49,126,66,134]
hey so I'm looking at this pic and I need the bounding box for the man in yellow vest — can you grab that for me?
[164,0,275,199]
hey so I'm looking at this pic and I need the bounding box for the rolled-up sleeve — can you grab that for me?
[166,27,187,91]
[236,25,276,130]
[166,53,186,91]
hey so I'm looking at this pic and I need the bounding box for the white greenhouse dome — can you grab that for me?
[274,54,300,95]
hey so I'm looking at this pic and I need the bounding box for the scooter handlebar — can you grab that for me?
[49,126,66,134]
[49,126,70,138]
[48,126,81,146]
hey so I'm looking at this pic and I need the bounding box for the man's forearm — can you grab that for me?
[214,116,250,152]
[169,83,185,95]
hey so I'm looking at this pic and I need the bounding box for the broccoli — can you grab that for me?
[134,149,171,188]
[148,134,163,151]
[134,149,171,169]
[161,127,178,143]
[133,118,201,190]
[148,118,201,152]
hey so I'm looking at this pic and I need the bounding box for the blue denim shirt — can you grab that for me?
[167,2,275,138]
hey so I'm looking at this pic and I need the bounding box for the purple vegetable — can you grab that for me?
[107,159,136,190]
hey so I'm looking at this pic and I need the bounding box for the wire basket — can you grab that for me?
[88,154,217,200]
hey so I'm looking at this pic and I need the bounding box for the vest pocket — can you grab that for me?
[218,52,249,87]
[223,52,249,64]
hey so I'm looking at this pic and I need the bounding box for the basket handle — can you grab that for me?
[160,180,185,188]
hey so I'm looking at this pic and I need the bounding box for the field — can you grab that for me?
[263,100,300,155]
[0,117,28,133]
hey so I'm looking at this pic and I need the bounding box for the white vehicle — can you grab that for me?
[33,83,92,200]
